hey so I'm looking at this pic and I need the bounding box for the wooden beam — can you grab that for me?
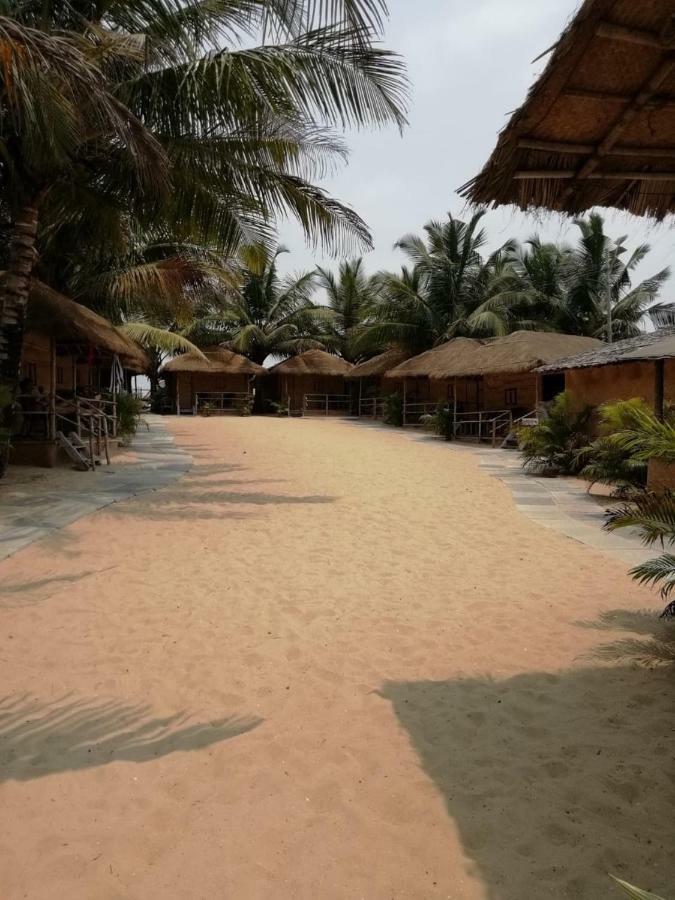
[515,169,675,181]
[595,22,664,48]
[517,138,594,154]
[519,138,675,159]
[562,56,675,202]
[563,88,675,110]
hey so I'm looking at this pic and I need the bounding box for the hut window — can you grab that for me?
[56,366,65,385]
[505,388,518,406]
[23,362,37,384]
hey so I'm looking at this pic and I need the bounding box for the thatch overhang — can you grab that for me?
[24,279,149,372]
[268,350,354,377]
[433,331,604,378]
[537,327,675,372]
[384,338,485,379]
[461,0,675,219]
[345,349,411,379]
[162,347,266,377]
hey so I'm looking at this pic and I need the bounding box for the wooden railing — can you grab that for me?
[303,394,352,416]
[403,400,438,426]
[194,392,251,414]
[358,396,384,418]
[453,408,513,446]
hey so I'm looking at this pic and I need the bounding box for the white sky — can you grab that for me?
[277,0,675,292]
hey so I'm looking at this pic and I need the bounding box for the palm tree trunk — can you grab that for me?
[0,203,39,384]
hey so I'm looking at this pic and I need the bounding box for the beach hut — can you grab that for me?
[162,347,266,415]
[387,332,603,439]
[346,349,411,418]
[461,0,675,220]
[537,329,675,419]
[267,350,354,416]
[13,280,149,467]
[385,338,485,425]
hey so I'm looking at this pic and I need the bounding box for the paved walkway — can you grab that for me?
[0,415,191,561]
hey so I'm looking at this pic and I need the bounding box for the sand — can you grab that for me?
[0,417,671,900]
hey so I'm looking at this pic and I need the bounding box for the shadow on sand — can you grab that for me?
[380,658,671,899]
[0,695,261,781]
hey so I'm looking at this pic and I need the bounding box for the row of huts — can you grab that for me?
[160,328,675,441]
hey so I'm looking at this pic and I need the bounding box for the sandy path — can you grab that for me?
[0,418,671,900]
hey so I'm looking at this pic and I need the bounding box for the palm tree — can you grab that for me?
[0,0,409,383]
[206,243,328,365]
[356,210,533,354]
[556,214,670,339]
[315,258,376,360]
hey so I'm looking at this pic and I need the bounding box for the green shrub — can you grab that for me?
[518,392,592,476]
[383,393,403,427]
[116,392,144,439]
[578,399,651,495]
[268,399,290,417]
[420,404,453,440]
[235,395,254,417]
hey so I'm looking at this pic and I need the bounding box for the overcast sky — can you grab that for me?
[277,0,675,293]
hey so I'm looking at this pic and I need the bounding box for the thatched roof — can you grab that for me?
[346,349,411,379]
[461,0,675,219]
[537,327,675,372]
[268,350,354,377]
[385,338,484,379]
[438,331,604,378]
[163,347,266,376]
[386,333,603,380]
[25,279,149,371]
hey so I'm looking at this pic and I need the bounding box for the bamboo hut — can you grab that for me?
[385,338,487,425]
[387,332,603,437]
[268,350,354,416]
[537,328,675,417]
[346,349,411,418]
[461,0,675,219]
[13,280,149,467]
[162,348,266,415]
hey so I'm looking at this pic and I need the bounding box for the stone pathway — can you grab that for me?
[0,415,191,562]
[466,446,656,567]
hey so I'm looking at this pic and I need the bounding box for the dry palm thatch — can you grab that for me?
[384,338,486,379]
[23,278,149,371]
[538,328,675,372]
[446,331,604,378]
[162,347,266,376]
[268,349,354,377]
[461,0,675,219]
[345,348,411,379]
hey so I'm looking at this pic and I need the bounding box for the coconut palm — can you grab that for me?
[0,0,409,383]
[356,210,533,354]
[315,258,376,360]
[202,243,329,365]
[555,214,670,339]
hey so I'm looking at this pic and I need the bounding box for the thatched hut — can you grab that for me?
[14,280,149,466]
[385,338,487,424]
[267,350,354,416]
[346,349,410,417]
[386,332,603,433]
[162,347,266,415]
[537,328,675,417]
[461,0,675,218]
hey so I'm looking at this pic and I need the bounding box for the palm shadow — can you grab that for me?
[0,695,262,782]
[380,664,671,899]
[576,608,675,667]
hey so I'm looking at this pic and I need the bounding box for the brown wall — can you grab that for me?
[174,372,251,409]
[22,332,79,392]
[565,362,662,411]
[279,374,350,413]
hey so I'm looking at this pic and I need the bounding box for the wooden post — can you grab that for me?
[358,378,363,417]
[655,360,665,421]
[402,380,407,427]
[453,379,458,440]
[325,394,329,416]
[102,416,111,465]
[76,398,81,438]
[49,338,57,441]
[176,377,181,416]
[478,410,483,441]
[88,417,95,470]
